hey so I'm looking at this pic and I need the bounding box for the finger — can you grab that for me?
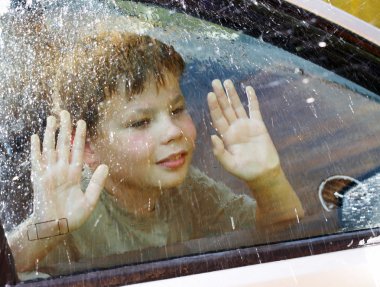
[42,116,57,165]
[71,120,86,173]
[30,134,42,173]
[57,110,71,164]
[246,86,263,121]
[211,135,235,172]
[224,79,248,119]
[212,79,237,124]
[84,164,108,211]
[207,92,229,135]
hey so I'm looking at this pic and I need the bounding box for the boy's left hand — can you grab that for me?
[207,79,280,183]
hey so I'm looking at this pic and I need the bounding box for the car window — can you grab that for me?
[0,0,379,284]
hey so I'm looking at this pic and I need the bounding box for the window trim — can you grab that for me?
[21,228,380,286]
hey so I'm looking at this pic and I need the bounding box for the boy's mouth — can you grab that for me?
[156,151,187,169]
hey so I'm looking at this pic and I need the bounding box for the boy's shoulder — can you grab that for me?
[180,166,250,205]
[182,166,231,194]
[179,166,257,237]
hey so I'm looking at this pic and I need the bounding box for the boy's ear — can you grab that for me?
[71,130,100,170]
[83,139,101,170]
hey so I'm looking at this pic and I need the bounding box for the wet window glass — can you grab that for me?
[0,0,379,282]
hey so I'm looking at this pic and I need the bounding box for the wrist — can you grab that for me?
[9,216,69,272]
[27,218,69,241]
[248,166,289,211]
[246,164,283,192]
[247,167,305,224]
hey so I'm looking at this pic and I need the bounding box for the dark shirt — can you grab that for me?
[0,221,18,286]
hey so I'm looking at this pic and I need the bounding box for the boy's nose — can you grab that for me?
[160,118,183,144]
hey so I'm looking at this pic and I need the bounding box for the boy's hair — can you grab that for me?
[54,31,185,136]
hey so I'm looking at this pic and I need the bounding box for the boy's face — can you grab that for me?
[91,73,197,191]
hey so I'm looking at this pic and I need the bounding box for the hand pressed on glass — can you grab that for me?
[30,111,108,238]
[208,79,280,183]
[208,79,303,226]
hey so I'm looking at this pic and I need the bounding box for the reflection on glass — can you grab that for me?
[0,0,379,281]
[0,0,10,16]
[341,173,380,231]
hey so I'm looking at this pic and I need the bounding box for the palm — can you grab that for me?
[31,111,108,232]
[207,80,279,182]
[33,168,88,230]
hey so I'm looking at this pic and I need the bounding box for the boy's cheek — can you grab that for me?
[183,118,197,145]
[117,134,154,158]
[96,132,153,162]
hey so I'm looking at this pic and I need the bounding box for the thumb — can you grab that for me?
[84,164,109,212]
[211,135,234,172]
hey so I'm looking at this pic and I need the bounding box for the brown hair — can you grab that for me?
[54,31,185,136]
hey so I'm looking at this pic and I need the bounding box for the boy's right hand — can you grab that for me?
[30,110,108,235]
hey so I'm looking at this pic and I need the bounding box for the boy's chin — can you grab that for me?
[153,169,189,189]
[156,174,187,189]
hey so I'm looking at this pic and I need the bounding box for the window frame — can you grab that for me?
[21,229,380,286]
[8,0,380,285]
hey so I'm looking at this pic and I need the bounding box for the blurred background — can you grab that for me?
[324,0,380,28]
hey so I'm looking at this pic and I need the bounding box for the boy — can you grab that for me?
[9,31,304,274]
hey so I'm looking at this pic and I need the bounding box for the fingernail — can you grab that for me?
[77,120,86,130]
[224,79,232,87]
[47,116,56,126]
[212,79,222,87]
[99,164,109,174]
[60,110,70,119]
[208,92,216,100]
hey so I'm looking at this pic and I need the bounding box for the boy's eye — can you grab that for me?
[127,118,151,128]
[171,106,185,116]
